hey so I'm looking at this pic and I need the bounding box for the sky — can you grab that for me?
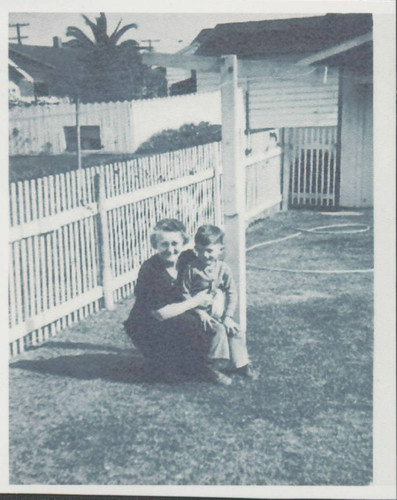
[8,12,314,53]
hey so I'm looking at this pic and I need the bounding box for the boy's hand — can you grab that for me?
[196,309,215,332]
[223,316,239,336]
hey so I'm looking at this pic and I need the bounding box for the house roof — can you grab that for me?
[9,44,89,97]
[191,14,372,61]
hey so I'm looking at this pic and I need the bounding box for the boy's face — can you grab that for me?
[195,243,223,265]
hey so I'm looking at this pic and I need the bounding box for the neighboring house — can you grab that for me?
[144,13,373,207]
[9,38,86,100]
[8,58,35,98]
[8,37,167,103]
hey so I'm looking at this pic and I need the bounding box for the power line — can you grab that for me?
[9,23,29,44]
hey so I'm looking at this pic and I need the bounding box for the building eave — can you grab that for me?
[296,32,372,66]
[8,58,35,83]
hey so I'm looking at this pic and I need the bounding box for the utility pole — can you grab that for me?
[8,23,29,44]
[140,39,160,52]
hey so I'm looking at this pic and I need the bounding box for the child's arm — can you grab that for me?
[221,264,240,336]
[222,263,238,318]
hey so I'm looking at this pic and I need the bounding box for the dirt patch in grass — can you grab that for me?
[9,209,373,485]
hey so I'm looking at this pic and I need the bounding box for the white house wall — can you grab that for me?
[196,66,339,129]
[9,92,222,155]
[247,67,339,129]
[339,72,373,207]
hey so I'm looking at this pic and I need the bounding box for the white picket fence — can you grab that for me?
[9,135,283,356]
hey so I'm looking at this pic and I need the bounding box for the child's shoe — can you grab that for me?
[224,363,259,380]
[208,368,233,386]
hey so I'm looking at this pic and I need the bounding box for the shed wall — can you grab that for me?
[339,72,373,207]
[9,92,222,155]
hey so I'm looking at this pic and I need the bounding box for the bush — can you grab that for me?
[135,122,221,155]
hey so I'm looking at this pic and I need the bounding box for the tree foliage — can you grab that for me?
[66,12,139,49]
[65,13,166,102]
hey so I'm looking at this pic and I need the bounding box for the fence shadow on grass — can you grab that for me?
[10,352,153,384]
[25,340,128,354]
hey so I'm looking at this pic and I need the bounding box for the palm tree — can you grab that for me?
[66,13,139,49]
[65,13,148,102]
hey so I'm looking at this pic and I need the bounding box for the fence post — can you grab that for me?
[220,55,246,332]
[281,128,291,211]
[96,171,115,311]
[213,143,222,226]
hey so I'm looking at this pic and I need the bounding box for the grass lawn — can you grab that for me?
[9,209,373,485]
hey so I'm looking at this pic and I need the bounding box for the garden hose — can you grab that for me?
[246,222,373,274]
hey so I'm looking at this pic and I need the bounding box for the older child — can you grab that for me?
[180,224,257,379]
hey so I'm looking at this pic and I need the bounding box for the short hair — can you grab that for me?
[194,225,224,246]
[150,218,189,248]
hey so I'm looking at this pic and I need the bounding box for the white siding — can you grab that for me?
[9,101,134,155]
[339,72,373,207]
[196,65,339,128]
[247,67,339,129]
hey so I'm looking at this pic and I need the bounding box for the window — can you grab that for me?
[64,126,102,151]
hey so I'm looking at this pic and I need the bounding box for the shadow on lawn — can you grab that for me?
[25,341,127,354]
[10,352,154,384]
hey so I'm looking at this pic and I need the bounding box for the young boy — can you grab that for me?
[180,224,257,379]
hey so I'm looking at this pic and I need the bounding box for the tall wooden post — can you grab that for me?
[281,128,291,211]
[75,98,83,204]
[97,171,115,311]
[213,143,222,226]
[220,55,247,332]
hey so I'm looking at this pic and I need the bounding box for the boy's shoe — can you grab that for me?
[208,368,233,386]
[225,364,259,380]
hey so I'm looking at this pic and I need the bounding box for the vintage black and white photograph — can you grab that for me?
[4,0,396,495]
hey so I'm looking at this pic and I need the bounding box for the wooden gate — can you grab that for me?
[282,126,339,208]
